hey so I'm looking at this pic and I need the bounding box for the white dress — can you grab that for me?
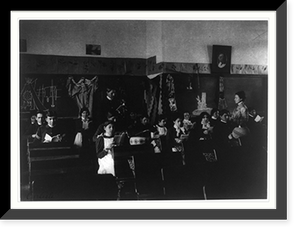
[97,137,115,176]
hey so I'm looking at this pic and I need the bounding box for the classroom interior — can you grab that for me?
[19,20,268,201]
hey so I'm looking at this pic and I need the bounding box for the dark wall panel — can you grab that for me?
[223,75,267,114]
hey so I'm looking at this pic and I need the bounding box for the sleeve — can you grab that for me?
[23,124,35,139]
[166,127,176,147]
[33,126,43,143]
[75,119,83,133]
[86,120,95,139]
[95,136,108,158]
[240,106,249,122]
[231,107,240,121]
[92,124,102,142]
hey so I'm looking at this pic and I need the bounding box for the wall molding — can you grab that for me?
[20,54,268,76]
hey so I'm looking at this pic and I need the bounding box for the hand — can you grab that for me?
[52,134,62,142]
[175,138,182,143]
[105,147,112,152]
[228,134,233,140]
[105,144,114,151]
[208,127,214,132]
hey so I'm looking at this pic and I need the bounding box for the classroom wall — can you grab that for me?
[19,20,268,119]
[160,21,268,65]
[20,20,268,65]
[20,20,148,59]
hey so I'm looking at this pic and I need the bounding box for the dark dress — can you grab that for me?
[212,120,233,162]
[75,117,96,169]
[23,122,43,141]
[75,117,94,147]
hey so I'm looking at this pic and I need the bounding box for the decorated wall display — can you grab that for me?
[218,76,228,110]
[143,74,179,124]
[66,76,98,117]
[20,74,149,119]
[20,74,79,118]
[231,64,268,75]
[19,53,268,121]
[20,54,147,76]
[21,54,267,76]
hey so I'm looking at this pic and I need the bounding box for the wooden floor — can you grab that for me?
[20,141,267,201]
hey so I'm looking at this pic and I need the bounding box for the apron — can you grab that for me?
[97,137,115,176]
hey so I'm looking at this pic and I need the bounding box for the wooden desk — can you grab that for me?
[27,141,80,199]
[112,144,164,199]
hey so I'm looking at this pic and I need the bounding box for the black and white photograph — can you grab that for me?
[8,8,287,221]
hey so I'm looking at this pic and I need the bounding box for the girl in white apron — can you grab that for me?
[95,120,115,176]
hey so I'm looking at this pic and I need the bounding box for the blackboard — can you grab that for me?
[222,75,268,115]
[20,74,78,118]
[19,74,148,120]
[172,73,267,116]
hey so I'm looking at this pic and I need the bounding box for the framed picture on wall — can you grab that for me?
[211,45,232,74]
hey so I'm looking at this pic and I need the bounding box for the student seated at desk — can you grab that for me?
[95,120,116,176]
[152,115,171,154]
[24,111,45,142]
[209,108,220,128]
[183,112,195,133]
[74,107,94,147]
[35,110,66,143]
[211,109,232,162]
[168,113,188,165]
[129,114,156,139]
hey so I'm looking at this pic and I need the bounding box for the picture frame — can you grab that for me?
[86,44,101,55]
[211,45,232,74]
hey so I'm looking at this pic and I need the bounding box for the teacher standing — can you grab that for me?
[228,91,250,142]
[231,91,249,128]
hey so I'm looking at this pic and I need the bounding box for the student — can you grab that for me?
[247,107,266,150]
[24,111,45,141]
[197,111,213,141]
[248,107,265,128]
[168,113,188,165]
[182,112,195,133]
[155,115,168,137]
[153,115,169,154]
[169,114,187,149]
[74,107,96,169]
[131,114,156,139]
[192,111,217,165]
[210,108,220,128]
[126,112,140,136]
[74,107,94,147]
[95,120,116,176]
[92,110,117,143]
[212,109,232,162]
[35,110,66,143]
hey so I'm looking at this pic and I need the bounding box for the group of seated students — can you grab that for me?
[23,102,266,180]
